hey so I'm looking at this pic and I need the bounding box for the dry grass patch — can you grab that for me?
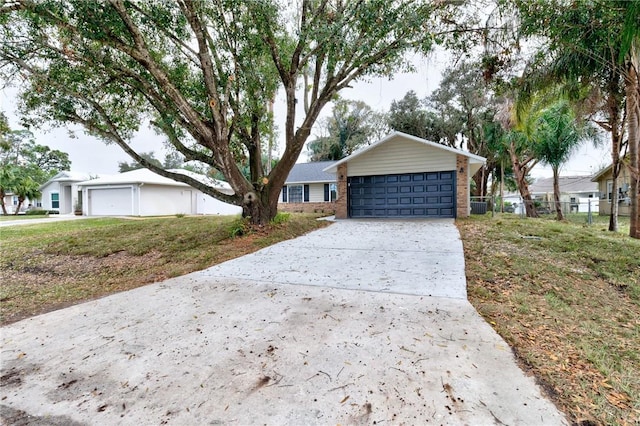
[0,214,329,325]
[458,215,639,426]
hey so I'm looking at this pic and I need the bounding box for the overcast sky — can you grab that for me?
[1,50,609,179]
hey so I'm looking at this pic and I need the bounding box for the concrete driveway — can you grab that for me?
[0,220,567,425]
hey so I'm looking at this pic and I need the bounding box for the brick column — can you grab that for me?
[335,163,348,219]
[456,155,469,218]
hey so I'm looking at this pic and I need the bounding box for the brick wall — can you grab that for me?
[456,155,469,218]
[278,201,336,214]
[335,163,348,219]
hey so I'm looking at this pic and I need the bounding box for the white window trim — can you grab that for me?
[51,192,60,209]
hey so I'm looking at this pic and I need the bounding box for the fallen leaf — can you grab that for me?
[606,392,631,409]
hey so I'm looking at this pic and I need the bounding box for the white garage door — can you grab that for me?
[89,188,133,216]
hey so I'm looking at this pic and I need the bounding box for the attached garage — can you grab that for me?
[349,171,455,218]
[88,187,133,216]
[324,132,485,219]
[78,168,242,217]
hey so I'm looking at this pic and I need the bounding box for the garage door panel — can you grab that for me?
[89,188,132,216]
[349,171,455,218]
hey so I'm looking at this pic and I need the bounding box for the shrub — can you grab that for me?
[271,212,291,225]
[228,218,250,237]
[25,209,51,216]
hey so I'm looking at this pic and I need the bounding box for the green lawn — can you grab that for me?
[458,214,640,425]
[0,214,328,325]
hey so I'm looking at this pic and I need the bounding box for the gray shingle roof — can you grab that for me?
[285,161,337,184]
[529,175,598,195]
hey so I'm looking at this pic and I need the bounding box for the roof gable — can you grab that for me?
[530,175,598,194]
[323,131,486,173]
[40,171,98,190]
[78,168,231,189]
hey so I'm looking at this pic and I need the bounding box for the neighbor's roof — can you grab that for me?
[323,131,486,173]
[77,168,231,189]
[285,161,337,184]
[591,156,631,182]
[530,175,598,195]
[40,171,101,190]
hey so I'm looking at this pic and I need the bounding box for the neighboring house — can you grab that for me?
[501,193,526,215]
[40,171,94,214]
[279,161,337,214]
[323,131,486,219]
[77,168,242,217]
[529,175,599,214]
[591,161,633,216]
[1,191,38,214]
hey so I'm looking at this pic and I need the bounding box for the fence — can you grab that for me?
[470,196,601,224]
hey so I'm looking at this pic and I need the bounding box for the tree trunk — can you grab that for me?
[509,143,538,218]
[500,160,504,213]
[607,95,624,232]
[0,188,7,215]
[14,197,24,215]
[626,57,640,239]
[552,166,564,221]
[241,188,279,226]
[471,170,481,197]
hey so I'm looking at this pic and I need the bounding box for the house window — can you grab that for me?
[606,180,613,202]
[12,196,18,206]
[51,192,60,209]
[324,183,337,202]
[288,185,303,203]
[283,184,310,203]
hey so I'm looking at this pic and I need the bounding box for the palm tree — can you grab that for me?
[534,100,594,220]
[514,0,640,233]
[0,166,17,215]
[13,177,41,215]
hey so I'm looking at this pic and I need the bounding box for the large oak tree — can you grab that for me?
[1,0,465,224]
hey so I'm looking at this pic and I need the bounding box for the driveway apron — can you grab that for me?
[0,219,567,425]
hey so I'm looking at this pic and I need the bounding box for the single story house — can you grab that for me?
[591,160,633,216]
[279,161,337,214]
[77,168,242,217]
[323,131,486,219]
[529,175,599,214]
[1,191,35,214]
[40,171,95,214]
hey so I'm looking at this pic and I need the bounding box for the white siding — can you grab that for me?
[139,185,193,216]
[40,181,61,211]
[279,183,330,203]
[309,183,326,202]
[347,138,456,176]
[196,193,242,215]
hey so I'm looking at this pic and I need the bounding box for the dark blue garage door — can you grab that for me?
[348,171,456,218]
